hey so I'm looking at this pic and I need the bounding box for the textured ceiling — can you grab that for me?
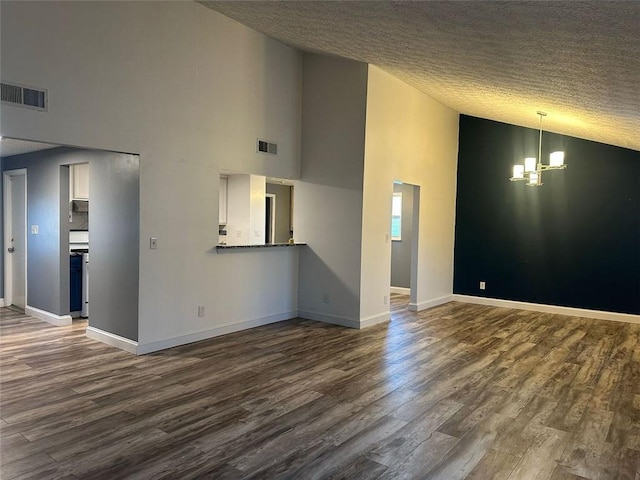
[201,1,640,151]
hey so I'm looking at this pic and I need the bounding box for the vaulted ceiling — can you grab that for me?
[202,1,640,151]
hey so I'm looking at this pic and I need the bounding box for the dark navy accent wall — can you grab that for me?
[454,115,640,315]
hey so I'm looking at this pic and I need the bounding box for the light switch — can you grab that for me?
[31,225,39,235]
[150,237,158,249]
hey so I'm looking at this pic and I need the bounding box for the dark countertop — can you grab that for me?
[216,243,306,251]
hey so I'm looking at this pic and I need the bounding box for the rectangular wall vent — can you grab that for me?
[257,138,278,155]
[1,81,47,111]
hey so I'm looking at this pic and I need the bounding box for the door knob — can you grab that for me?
[7,247,15,253]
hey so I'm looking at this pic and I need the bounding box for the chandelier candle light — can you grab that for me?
[510,111,567,186]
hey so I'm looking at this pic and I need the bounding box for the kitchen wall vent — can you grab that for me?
[1,81,47,111]
[257,138,278,155]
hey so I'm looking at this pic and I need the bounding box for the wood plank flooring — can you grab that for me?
[1,297,639,479]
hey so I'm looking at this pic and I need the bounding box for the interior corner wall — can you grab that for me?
[1,1,301,349]
[360,65,459,319]
[454,115,640,315]
[295,53,369,325]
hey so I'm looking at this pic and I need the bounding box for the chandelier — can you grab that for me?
[510,111,566,186]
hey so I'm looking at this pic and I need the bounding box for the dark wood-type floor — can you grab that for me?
[1,297,640,479]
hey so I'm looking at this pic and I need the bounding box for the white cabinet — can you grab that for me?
[219,176,228,224]
[70,163,89,200]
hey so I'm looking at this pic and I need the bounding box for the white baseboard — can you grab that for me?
[25,305,72,326]
[136,310,298,355]
[298,309,390,329]
[297,310,361,329]
[86,326,138,354]
[453,295,640,324]
[409,295,454,312]
[0,298,4,307]
[360,311,391,328]
[390,287,410,295]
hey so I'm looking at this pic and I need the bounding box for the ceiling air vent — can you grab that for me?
[1,81,47,111]
[257,138,278,156]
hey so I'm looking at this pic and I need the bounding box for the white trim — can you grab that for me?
[390,286,410,295]
[360,311,390,328]
[453,295,640,324]
[0,298,4,307]
[25,305,72,326]
[136,311,297,355]
[4,169,28,310]
[86,326,138,354]
[297,309,361,329]
[408,294,454,312]
[298,310,390,329]
[391,191,402,241]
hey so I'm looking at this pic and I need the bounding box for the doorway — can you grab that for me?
[1,143,139,341]
[3,169,27,310]
[265,193,276,244]
[390,181,420,311]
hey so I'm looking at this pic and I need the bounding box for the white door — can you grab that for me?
[4,170,27,309]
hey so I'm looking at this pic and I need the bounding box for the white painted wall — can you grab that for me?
[1,1,302,348]
[361,66,459,318]
[225,174,266,245]
[295,54,369,326]
[249,175,266,245]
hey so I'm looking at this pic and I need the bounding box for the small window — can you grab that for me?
[391,192,402,241]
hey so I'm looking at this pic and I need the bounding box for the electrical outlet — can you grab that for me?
[322,292,330,304]
[480,281,486,290]
[197,306,205,317]
[31,225,39,235]
[150,237,158,249]
[384,295,388,305]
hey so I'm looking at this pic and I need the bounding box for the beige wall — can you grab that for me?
[361,65,459,320]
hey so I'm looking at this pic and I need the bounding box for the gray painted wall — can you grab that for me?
[295,53,368,322]
[391,183,414,288]
[89,153,139,341]
[1,147,139,340]
[0,157,3,299]
[266,183,292,243]
[3,149,68,314]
